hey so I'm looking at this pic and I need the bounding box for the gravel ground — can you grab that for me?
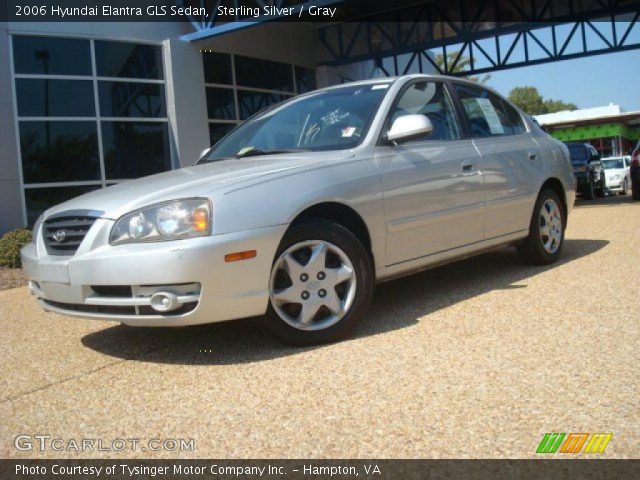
[0,267,27,291]
[1,195,638,459]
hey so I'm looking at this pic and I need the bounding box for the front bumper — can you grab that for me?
[21,220,287,327]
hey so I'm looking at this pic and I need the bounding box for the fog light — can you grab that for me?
[149,292,180,312]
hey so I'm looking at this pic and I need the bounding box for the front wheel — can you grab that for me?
[517,189,565,265]
[263,220,374,346]
[620,178,628,196]
[582,179,595,200]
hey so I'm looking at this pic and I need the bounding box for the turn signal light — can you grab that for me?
[225,250,257,262]
[192,207,209,232]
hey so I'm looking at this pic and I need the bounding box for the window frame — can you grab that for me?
[449,80,529,139]
[202,51,316,147]
[9,33,171,226]
[377,78,465,146]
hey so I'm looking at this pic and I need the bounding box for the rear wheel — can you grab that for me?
[582,179,595,200]
[517,189,565,265]
[264,220,374,346]
[632,178,640,201]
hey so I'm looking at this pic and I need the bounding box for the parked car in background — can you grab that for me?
[565,142,604,199]
[21,75,575,345]
[631,141,640,201]
[601,156,631,195]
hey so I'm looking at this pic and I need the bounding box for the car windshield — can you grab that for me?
[200,83,391,163]
[568,145,588,162]
[602,158,624,169]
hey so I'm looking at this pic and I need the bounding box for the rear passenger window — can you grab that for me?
[390,81,460,141]
[454,83,526,137]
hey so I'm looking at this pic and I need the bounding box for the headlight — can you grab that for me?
[110,198,212,245]
[32,213,44,237]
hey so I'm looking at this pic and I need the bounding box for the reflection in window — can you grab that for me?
[19,121,100,183]
[206,88,236,120]
[237,90,290,120]
[235,56,294,92]
[295,66,317,93]
[203,52,233,84]
[209,123,235,146]
[391,82,459,141]
[94,41,163,79]
[101,122,171,179]
[16,79,95,117]
[98,82,166,117]
[13,36,91,76]
[25,185,101,226]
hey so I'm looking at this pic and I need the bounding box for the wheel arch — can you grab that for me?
[540,177,568,227]
[288,202,373,261]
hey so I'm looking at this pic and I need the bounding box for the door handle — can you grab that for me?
[528,152,537,161]
[462,159,474,172]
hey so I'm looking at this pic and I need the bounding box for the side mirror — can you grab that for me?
[387,114,433,143]
[199,147,211,161]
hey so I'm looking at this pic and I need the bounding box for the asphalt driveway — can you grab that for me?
[1,195,638,458]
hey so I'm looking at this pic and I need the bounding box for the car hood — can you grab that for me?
[44,152,353,220]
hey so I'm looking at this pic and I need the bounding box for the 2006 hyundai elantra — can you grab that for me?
[22,74,575,345]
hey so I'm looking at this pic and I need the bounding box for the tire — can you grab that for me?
[632,179,640,201]
[620,179,628,196]
[517,189,565,265]
[582,179,595,200]
[263,219,374,346]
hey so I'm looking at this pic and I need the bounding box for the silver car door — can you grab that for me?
[374,80,485,266]
[452,82,539,239]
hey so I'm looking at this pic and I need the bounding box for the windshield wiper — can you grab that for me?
[235,148,309,158]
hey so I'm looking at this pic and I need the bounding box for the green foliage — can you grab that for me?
[508,86,577,115]
[433,51,491,84]
[0,229,32,268]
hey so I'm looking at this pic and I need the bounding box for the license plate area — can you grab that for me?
[39,262,70,283]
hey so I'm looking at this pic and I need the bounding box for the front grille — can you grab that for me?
[43,300,197,317]
[42,215,98,256]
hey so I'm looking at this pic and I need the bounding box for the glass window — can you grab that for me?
[454,83,526,137]
[206,88,236,120]
[101,121,171,179]
[235,56,294,92]
[95,41,163,79]
[568,144,588,162]
[203,84,388,162]
[237,90,290,120]
[295,66,317,93]
[13,36,91,76]
[202,52,233,85]
[25,185,101,226]
[16,79,95,117]
[209,123,235,146]
[390,82,459,141]
[19,121,100,183]
[98,81,166,118]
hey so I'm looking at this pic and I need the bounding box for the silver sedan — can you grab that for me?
[22,74,575,345]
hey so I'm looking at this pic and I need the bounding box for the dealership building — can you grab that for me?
[0,19,407,233]
[1,0,638,234]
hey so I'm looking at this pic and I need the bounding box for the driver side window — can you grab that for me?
[390,81,460,141]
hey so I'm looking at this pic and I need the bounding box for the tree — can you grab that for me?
[508,87,547,115]
[543,98,578,113]
[433,51,490,84]
[508,86,577,115]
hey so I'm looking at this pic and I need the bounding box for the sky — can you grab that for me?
[486,49,640,112]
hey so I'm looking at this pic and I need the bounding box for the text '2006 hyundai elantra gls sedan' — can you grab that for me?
[22,74,575,345]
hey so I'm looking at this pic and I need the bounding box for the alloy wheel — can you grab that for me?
[269,240,357,331]
[539,198,563,254]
